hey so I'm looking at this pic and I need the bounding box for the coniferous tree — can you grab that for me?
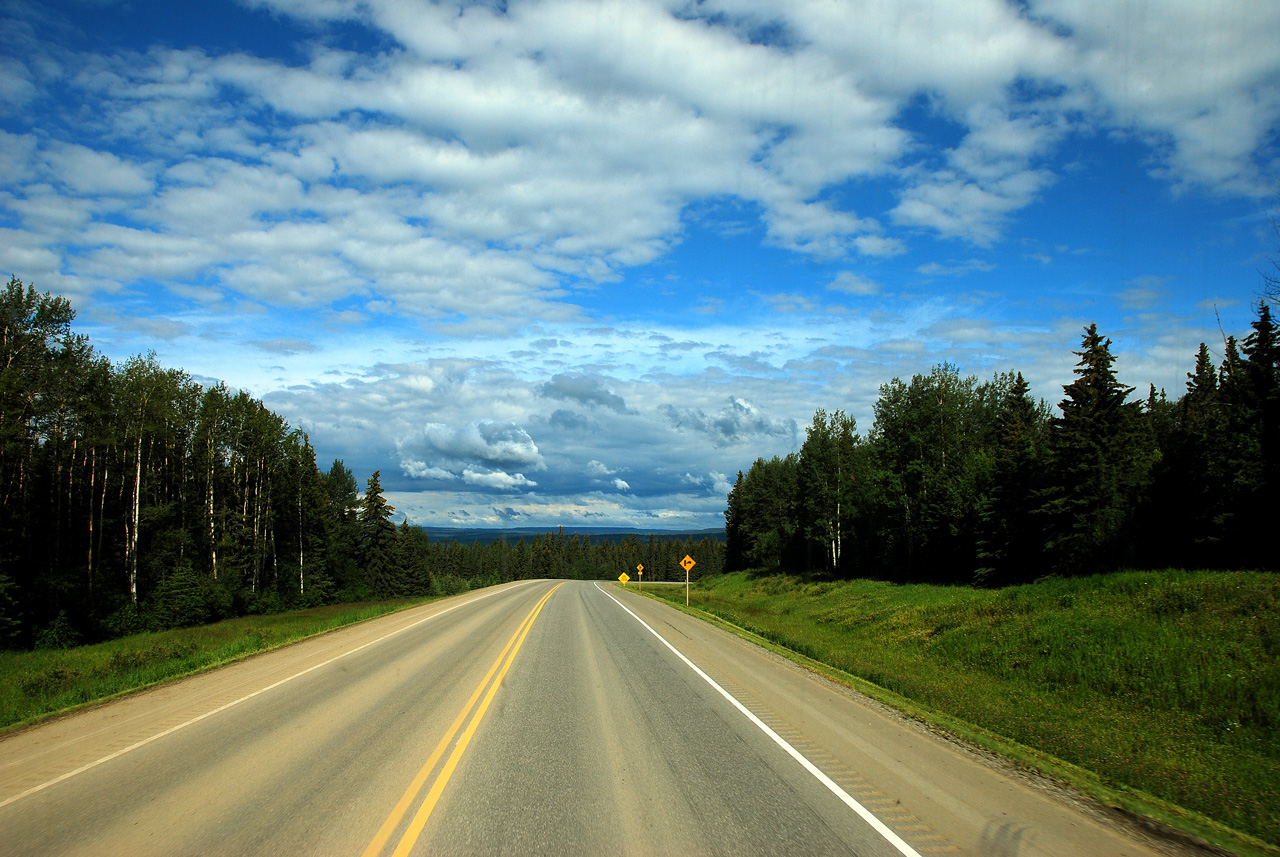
[732,455,799,571]
[1038,324,1154,574]
[975,372,1047,585]
[397,520,434,595]
[1159,343,1225,564]
[1213,333,1264,565]
[723,470,748,572]
[322,460,362,597]
[359,470,401,598]
[1232,302,1280,566]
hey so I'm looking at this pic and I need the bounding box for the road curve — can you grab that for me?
[0,580,1167,856]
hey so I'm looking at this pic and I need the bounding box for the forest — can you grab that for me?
[724,302,1278,583]
[0,277,723,649]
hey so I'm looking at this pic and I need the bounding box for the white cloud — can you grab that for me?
[586,460,616,478]
[1034,0,1280,194]
[917,259,996,277]
[0,0,1273,529]
[401,461,456,481]
[829,271,881,296]
[0,56,37,107]
[416,420,544,469]
[854,234,907,257]
[660,396,798,448]
[462,469,538,490]
[43,144,154,197]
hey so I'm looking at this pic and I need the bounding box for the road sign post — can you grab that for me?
[636,563,644,592]
[680,555,696,605]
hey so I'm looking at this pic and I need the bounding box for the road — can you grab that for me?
[0,580,1169,856]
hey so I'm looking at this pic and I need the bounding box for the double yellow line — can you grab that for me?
[362,582,565,857]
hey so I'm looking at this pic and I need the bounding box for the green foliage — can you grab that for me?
[797,410,861,574]
[360,470,401,598]
[725,307,1277,583]
[0,278,446,648]
[975,372,1048,585]
[0,572,21,646]
[652,570,1280,849]
[33,611,81,650]
[1037,325,1155,573]
[725,455,800,571]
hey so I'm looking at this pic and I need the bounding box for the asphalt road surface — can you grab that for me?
[0,580,1170,856]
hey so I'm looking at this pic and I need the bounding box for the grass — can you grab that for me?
[0,596,436,734]
[644,570,1280,856]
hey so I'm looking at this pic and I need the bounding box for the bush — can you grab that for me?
[146,566,210,629]
[33,612,80,650]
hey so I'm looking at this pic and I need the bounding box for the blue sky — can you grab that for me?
[2,0,1278,529]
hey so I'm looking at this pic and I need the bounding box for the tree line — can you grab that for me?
[725,303,1278,583]
[0,277,722,648]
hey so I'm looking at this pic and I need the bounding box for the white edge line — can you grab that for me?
[0,580,543,811]
[594,582,924,857]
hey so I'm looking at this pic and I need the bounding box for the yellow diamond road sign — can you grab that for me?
[618,572,630,584]
[636,564,644,573]
[681,555,696,572]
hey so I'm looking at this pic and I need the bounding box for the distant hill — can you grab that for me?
[416,526,726,546]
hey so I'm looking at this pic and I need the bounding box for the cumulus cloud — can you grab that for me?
[398,419,544,488]
[0,0,1270,529]
[660,397,798,448]
[547,409,590,432]
[828,271,881,296]
[683,471,735,496]
[401,461,456,481]
[537,373,629,412]
[1034,0,1280,194]
[2,0,1275,338]
[463,469,538,490]
[916,259,996,277]
[585,460,616,478]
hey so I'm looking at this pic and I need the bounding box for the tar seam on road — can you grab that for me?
[364,581,565,857]
[0,580,541,812]
[595,582,925,857]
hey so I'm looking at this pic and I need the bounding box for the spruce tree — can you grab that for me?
[1038,324,1153,574]
[976,372,1046,585]
[1233,302,1279,566]
[1165,343,1227,565]
[359,470,401,598]
[723,471,748,572]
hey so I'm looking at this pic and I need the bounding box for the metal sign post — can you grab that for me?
[680,555,696,606]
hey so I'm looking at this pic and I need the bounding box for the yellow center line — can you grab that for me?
[362,582,564,857]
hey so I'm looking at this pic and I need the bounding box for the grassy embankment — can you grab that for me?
[645,570,1279,856]
[0,597,435,734]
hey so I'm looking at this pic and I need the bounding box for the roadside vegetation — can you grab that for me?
[0,596,440,733]
[726,303,1278,585]
[647,570,1279,855]
[0,277,723,654]
[706,295,1278,852]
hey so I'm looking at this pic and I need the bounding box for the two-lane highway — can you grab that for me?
[0,581,1167,856]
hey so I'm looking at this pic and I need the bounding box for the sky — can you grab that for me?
[1,0,1278,530]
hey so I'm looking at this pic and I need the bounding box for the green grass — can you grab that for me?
[644,570,1280,856]
[0,596,436,734]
